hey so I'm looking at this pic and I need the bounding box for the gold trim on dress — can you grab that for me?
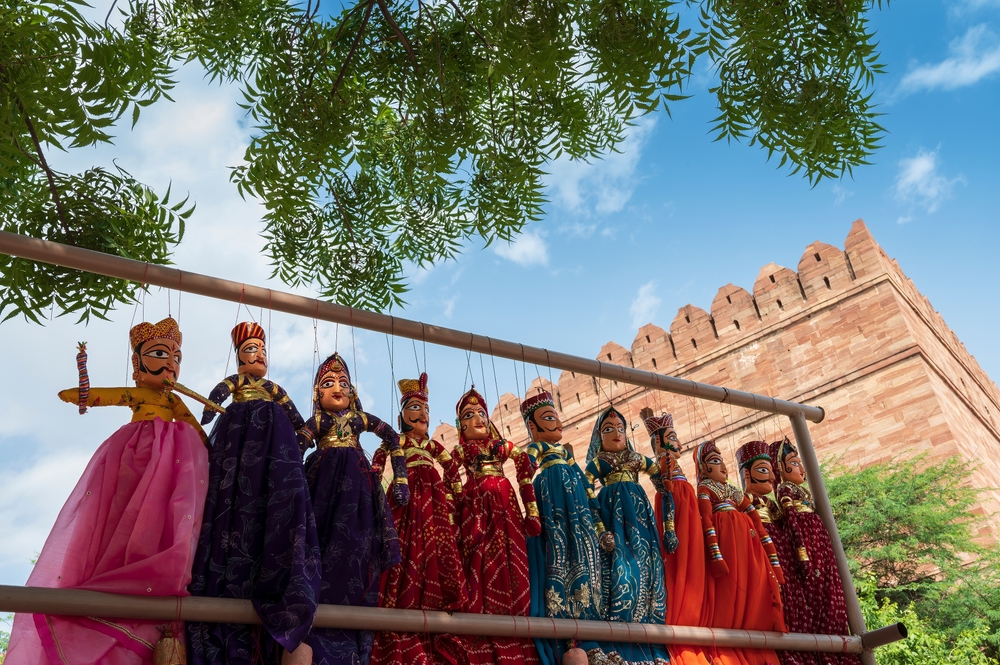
[318,432,359,450]
[233,386,272,403]
[604,471,638,485]
[791,499,815,513]
[526,502,539,517]
[538,457,569,471]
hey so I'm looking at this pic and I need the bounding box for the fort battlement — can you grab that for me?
[434,220,1000,535]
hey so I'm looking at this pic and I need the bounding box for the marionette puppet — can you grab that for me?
[771,439,860,665]
[298,352,409,665]
[522,391,612,665]
[8,317,209,665]
[187,322,320,665]
[584,406,669,665]
[369,373,467,665]
[640,410,711,665]
[735,441,813,665]
[694,441,785,665]
[451,387,541,665]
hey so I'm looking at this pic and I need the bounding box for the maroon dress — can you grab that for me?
[776,482,861,665]
[752,494,815,665]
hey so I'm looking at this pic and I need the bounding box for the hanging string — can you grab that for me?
[488,338,504,432]
[266,290,272,376]
[126,263,150,383]
[463,349,474,391]
[177,272,182,325]
[223,285,247,379]
[412,339,422,374]
[310,301,319,414]
[166,287,171,318]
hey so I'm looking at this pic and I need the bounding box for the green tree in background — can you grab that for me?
[826,454,1000,662]
[2,0,889,318]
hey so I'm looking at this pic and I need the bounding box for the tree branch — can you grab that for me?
[375,0,419,70]
[331,0,376,101]
[16,96,73,240]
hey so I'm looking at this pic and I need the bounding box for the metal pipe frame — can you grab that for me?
[0,231,890,655]
[0,585,864,654]
[0,231,822,422]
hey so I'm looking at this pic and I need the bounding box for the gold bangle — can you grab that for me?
[393,477,407,484]
[526,503,539,517]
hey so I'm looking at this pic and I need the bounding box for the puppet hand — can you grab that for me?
[524,514,542,537]
[599,530,616,553]
[201,409,216,426]
[710,558,730,578]
[393,482,409,506]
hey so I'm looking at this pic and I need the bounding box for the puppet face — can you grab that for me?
[401,397,430,438]
[701,450,728,483]
[742,458,774,496]
[133,337,182,390]
[527,405,563,443]
[236,337,268,378]
[599,413,627,452]
[656,427,681,461]
[781,451,807,485]
[459,404,490,441]
[318,370,352,412]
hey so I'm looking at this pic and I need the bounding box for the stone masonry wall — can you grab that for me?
[431,220,1000,534]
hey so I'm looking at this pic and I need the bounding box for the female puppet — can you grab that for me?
[299,352,409,665]
[694,441,784,665]
[641,410,710,665]
[369,373,466,665]
[523,391,612,665]
[585,405,669,665]
[8,317,209,665]
[451,387,541,665]
[771,439,860,665]
[735,441,812,665]
[187,322,320,665]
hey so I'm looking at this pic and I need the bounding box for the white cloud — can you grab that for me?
[897,215,915,225]
[443,295,458,319]
[898,25,1000,95]
[629,281,661,329]
[547,116,657,217]
[894,148,965,213]
[493,231,549,267]
[832,184,853,206]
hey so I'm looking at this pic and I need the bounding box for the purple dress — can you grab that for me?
[187,374,321,664]
[300,408,408,665]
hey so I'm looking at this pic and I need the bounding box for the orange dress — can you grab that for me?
[698,479,785,665]
[655,458,711,665]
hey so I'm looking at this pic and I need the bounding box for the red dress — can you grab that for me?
[777,483,861,665]
[752,495,815,665]
[452,438,541,665]
[655,459,711,665]
[698,479,785,665]
[370,434,468,665]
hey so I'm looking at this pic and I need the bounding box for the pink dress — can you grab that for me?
[7,388,209,665]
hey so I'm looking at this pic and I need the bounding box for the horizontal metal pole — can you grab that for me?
[0,231,824,422]
[862,623,907,650]
[0,585,865,653]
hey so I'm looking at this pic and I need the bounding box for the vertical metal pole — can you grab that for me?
[788,412,876,665]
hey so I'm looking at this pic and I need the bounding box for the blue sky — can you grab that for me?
[1,0,999,587]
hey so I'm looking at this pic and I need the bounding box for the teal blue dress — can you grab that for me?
[526,440,607,665]
[585,407,670,665]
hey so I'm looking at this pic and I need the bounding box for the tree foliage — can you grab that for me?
[825,454,1000,661]
[2,0,889,317]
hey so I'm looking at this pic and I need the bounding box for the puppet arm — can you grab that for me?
[367,412,408,506]
[738,493,785,585]
[506,442,541,537]
[201,377,237,425]
[270,382,305,429]
[584,460,615,552]
[698,487,729,578]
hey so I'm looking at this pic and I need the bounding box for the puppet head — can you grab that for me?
[520,391,562,444]
[641,409,680,461]
[735,440,774,495]
[398,372,430,438]
[231,322,268,379]
[587,405,633,464]
[770,437,806,485]
[693,440,728,484]
[129,317,183,390]
[456,387,495,442]
[314,352,356,413]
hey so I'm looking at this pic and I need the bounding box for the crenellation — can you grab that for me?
[556,368,599,423]
[752,263,805,320]
[710,284,761,340]
[630,323,676,375]
[670,305,718,364]
[798,242,853,301]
